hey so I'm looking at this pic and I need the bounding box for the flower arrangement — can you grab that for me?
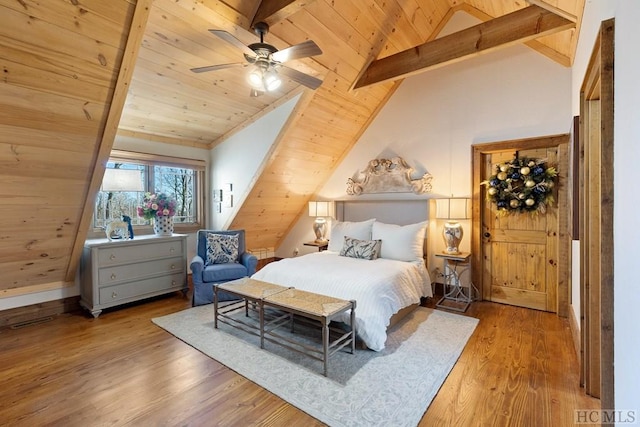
[137,192,177,220]
[481,157,557,215]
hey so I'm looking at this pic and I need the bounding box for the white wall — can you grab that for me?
[278,12,572,273]
[571,0,640,409]
[209,95,300,231]
[612,0,640,412]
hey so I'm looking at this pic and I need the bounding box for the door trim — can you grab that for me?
[579,18,614,405]
[471,134,571,317]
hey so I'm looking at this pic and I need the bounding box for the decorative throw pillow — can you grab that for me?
[339,236,382,260]
[205,233,239,266]
[327,219,376,252]
[372,221,428,262]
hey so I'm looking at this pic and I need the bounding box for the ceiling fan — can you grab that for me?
[191,22,323,97]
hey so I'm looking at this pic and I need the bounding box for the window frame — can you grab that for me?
[89,149,207,238]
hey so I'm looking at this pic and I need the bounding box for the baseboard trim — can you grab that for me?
[0,296,81,329]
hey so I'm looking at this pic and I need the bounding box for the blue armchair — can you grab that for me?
[190,229,258,306]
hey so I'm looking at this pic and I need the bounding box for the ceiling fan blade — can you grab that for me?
[190,63,245,73]
[209,29,256,58]
[278,66,323,90]
[272,40,322,63]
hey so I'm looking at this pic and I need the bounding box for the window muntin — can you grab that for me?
[94,154,204,230]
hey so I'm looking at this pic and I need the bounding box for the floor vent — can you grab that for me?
[10,316,54,329]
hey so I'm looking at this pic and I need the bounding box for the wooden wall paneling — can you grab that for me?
[0,86,108,146]
[274,11,363,81]
[366,0,426,49]
[317,1,398,60]
[391,0,443,41]
[0,56,112,104]
[2,0,134,49]
[0,7,124,76]
[0,0,137,296]
[66,0,154,282]
[162,0,252,33]
[298,1,374,59]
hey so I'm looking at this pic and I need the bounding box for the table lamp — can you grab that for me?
[308,201,334,243]
[436,198,471,254]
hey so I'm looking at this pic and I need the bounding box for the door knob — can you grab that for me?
[484,232,491,238]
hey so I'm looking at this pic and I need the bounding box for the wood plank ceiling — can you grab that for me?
[119,0,582,250]
[0,0,584,297]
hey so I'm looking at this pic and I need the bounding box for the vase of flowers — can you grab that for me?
[137,192,177,236]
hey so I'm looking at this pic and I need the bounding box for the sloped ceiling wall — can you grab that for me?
[0,0,144,297]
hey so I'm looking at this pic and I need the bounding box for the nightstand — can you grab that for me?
[304,241,329,252]
[435,252,478,312]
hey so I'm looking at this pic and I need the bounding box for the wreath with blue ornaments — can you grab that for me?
[481,157,557,215]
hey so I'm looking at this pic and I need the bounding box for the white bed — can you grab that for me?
[252,217,432,351]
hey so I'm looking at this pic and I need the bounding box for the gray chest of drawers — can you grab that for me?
[80,234,188,317]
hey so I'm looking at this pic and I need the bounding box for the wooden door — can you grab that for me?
[471,134,570,316]
[481,148,559,312]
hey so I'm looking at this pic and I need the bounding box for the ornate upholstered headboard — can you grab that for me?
[335,200,428,226]
[335,199,431,259]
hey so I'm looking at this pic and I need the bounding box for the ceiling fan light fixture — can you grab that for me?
[263,70,281,91]
[248,67,263,89]
[198,23,323,96]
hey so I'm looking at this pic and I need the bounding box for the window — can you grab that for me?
[94,150,205,231]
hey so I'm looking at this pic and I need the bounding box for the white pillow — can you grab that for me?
[372,221,427,262]
[327,219,376,252]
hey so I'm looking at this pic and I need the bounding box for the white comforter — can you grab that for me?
[251,251,432,351]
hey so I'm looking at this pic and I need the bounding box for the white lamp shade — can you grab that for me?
[308,201,335,218]
[436,198,471,220]
[102,169,144,192]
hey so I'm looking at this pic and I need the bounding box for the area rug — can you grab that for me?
[152,305,478,427]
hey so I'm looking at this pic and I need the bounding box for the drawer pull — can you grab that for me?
[170,247,175,253]
[110,254,116,260]
[111,273,116,280]
[171,264,176,270]
[172,280,177,286]
[112,292,117,299]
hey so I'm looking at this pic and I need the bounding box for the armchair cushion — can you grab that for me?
[205,232,239,265]
[203,263,248,283]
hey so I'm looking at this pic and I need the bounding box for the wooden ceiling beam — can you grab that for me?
[353,5,575,90]
[251,0,316,27]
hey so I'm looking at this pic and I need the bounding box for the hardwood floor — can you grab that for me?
[0,292,598,426]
